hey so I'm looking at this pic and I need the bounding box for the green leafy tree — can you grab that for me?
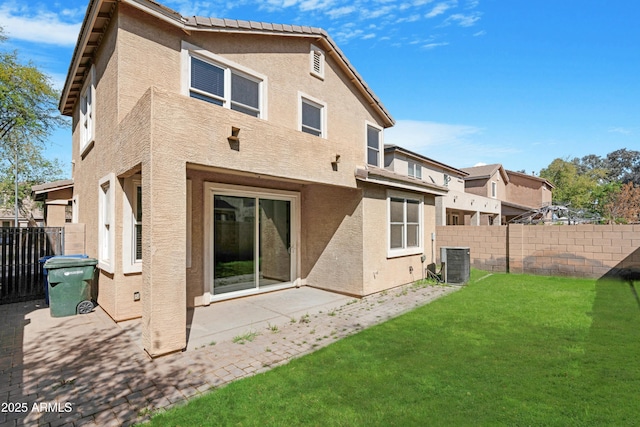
[0,28,67,219]
[539,158,604,209]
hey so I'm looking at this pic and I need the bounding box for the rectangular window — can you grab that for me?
[491,181,497,198]
[300,95,325,137]
[408,161,422,179]
[134,184,142,262]
[79,66,95,154]
[99,174,115,272]
[189,54,262,118]
[388,192,423,257]
[444,174,451,187]
[367,124,381,167]
[123,176,142,274]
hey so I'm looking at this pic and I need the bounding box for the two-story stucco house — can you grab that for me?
[59,0,449,357]
[462,164,554,224]
[384,146,500,227]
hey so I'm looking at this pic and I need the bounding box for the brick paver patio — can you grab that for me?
[0,283,457,426]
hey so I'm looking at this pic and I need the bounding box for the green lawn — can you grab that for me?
[144,272,640,426]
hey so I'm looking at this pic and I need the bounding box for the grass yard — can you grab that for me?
[143,272,640,426]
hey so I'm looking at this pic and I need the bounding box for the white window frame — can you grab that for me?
[203,182,301,302]
[310,44,325,79]
[98,173,115,273]
[366,121,383,167]
[186,179,192,269]
[181,41,267,119]
[79,65,95,156]
[122,176,142,274]
[298,92,327,138]
[387,190,423,258]
[491,181,497,198]
[408,161,422,179]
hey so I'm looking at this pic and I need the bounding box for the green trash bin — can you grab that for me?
[44,257,98,318]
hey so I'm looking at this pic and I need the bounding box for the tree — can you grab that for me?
[605,148,640,184]
[603,182,640,224]
[539,158,603,209]
[0,28,67,221]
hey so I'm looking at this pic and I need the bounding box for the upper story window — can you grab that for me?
[408,161,422,179]
[79,66,95,154]
[444,173,451,187]
[299,93,326,137]
[491,181,497,198]
[183,42,266,119]
[366,123,382,167]
[310,44,325,79]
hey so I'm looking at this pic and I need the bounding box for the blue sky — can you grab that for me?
[1,0,639,177]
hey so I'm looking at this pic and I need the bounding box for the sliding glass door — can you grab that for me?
[211,188,296,297]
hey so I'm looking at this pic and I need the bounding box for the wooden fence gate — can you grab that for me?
[0,227,64,304]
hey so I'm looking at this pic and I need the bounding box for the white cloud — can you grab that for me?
[473,30,486,36]
[423,41,449,49]
[327,6,356,19]
[425,1,456,18]
[0,5,80,46]
[384,120,519,169]
[444,12,481,27]
[609,127,632,135]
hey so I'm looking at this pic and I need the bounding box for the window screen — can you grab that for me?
[302,100,322,136]
[231,73,259,117]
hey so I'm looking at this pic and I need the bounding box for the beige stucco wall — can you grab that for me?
[361,184,437,293]
[69,3,405,356]
[505,173,552,208]
[302,185,364,296]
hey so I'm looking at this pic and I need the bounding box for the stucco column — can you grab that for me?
[470,211,480,226]
[435,197,446,226]
[141,157,187,357]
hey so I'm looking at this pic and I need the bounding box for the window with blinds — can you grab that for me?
[189,55,262,117]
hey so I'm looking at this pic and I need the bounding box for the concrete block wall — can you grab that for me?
[435,225,507,272]
[63,223,86,255]
[436,224,640,279]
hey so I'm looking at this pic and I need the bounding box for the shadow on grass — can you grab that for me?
[579,274,640,425]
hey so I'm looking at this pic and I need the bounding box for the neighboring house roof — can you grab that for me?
[32,179,74,202]
[384,145,469,177]
[461,164,510,184]
[505,169,555,189]
[59,0,395,128]
[356,166,449,196]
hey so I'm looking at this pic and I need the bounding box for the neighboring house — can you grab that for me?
[32,179,75,227]
[384,145,500,226]
[0,196,44,227]
[60,0,447,357]
[462,164,554,224]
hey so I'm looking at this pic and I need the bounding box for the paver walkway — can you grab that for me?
[0,283,458,427]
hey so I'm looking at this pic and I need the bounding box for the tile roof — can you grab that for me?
[60,0,394,128]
